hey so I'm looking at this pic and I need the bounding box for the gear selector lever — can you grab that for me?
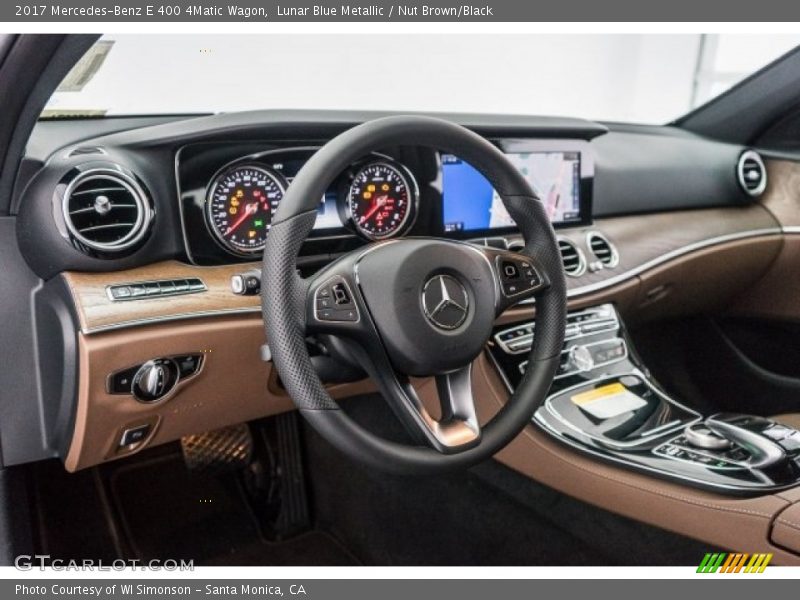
[704,414,787,470]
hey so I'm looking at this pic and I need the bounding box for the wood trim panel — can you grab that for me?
[559,204,779,293]
[63,261,261,333]
[62,206,781,335]
[762,159,800,228]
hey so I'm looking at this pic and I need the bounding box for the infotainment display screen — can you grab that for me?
[441,151,583,232]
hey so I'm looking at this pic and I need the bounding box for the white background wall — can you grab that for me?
[45,34,800,123]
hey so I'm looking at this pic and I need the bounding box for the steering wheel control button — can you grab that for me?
[497,255,542,297]
[422,274,470,330]
[315,278,359,323]
[132,358,179,402]
[119,424,151,448]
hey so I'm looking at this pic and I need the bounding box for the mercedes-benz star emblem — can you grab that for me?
[422,274,469,330]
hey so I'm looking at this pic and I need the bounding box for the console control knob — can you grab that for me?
[132,358,179,402]
[684,423,732,450]
[705,414,787,469]
[567,345,594,372]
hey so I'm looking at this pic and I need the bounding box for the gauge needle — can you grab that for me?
[225,202,258,235]
[360,195,388,223]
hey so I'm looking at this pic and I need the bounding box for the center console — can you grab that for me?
[488,304,800,494]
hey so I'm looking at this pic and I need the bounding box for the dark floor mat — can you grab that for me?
[106,450,357,566]
[303,394,713,566]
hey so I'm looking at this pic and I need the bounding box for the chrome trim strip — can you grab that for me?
[84,306,262,335]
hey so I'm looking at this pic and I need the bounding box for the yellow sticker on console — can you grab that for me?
[570,383,647,420]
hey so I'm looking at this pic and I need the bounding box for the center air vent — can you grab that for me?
[586,232,619,268]
[62,168,152,254]
[737,150,767,197]
[557,237,586,277]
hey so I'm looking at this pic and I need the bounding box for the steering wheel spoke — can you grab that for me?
[342,335,481,453]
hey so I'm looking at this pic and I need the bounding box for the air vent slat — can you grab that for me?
[69,203,137,215]
[70,186,127,196]
[587,232,618,268]
[737,151,767,197]
[62,169,151,255]
[557,238,585,277]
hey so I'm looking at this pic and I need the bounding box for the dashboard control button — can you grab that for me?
[132,358,179,402]
[108,366,139,394]
[130,284,147,297]
[174,354,203,377]
[316,297,333,310]
[158,280,177,294]
[764,425,794,441]
[188,278,206,292]
[119,424,151,447]
[779,432,800,452]
[111,286,132,299]
[144,282,161,296]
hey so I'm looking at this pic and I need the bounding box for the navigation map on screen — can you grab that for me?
[441,151,581,232]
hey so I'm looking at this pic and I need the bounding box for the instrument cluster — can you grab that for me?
[200,148,421,257]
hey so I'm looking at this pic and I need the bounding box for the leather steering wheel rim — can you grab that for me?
[261,115,567,474]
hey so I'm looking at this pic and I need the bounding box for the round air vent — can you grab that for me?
[586,231,619,268]
[62,168,152,254]
[737,150,767,197]
[557,237,586,277]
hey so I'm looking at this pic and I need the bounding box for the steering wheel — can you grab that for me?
[261,116,567,474]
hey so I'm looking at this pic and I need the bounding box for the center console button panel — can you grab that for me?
[491,302,800,494]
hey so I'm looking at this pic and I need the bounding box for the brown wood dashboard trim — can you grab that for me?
[62,205,782,335]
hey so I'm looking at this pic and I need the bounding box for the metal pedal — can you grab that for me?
[246,411,311,539]
[181,423,253,474]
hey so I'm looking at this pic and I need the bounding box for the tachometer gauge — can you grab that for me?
[347,161,418,240]
[206,165,286,255]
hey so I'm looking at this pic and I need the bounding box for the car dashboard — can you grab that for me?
[7,110,782,476]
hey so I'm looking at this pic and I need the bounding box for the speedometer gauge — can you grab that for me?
[347,161,418,240]
[206,165,286,255]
